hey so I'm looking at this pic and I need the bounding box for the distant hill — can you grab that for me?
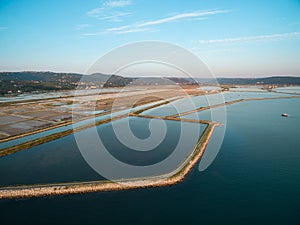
[216,76,300,85]
[0,71,82,82]
[128,77,191,85]
[0,71,299,95]
[188,76,300,85]
[82,73,111,82]
[0,71,113,95]
[103,75,133,87]
[0,71,111,82]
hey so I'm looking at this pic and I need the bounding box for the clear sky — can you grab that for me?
[0,0,300,77]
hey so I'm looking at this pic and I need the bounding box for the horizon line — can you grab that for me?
[0,70,300,79]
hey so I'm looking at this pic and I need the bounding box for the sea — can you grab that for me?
[0,90,299,225]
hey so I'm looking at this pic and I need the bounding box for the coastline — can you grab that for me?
[1,94,299,158]
[0,123,218,199]
[0,97,183,158]
[1,92,299,199]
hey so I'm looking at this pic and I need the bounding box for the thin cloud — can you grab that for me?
[116,28,151,34]
[0,27,8,31]
[197,32,300,44]
[105,25,130,32]
[76,24,92,30]
[82,27,153,36]
[104,0,132,7]
[87,0,132,21]
[104,9,228,34]
[137,10,226,27]
[82,32,101,36]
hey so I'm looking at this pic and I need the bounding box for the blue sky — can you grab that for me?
[0,0,300,77]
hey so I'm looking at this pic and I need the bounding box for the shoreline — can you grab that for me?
[0,94,179,144]
[1,94,299,158]
[0,123,217,199]
[0,97,183,158]
[171,95,300,118]
[1,92,299,199]
[0,88,189,142]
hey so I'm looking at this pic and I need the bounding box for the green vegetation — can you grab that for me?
[2,71,300,96]
[0,80,76,95]
[103,74,133,87]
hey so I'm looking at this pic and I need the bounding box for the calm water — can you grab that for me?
[0,95,299,225]
[275,86,300,94]
[0,98,168,149]
[143,91,292,117]
[0,117,205,185]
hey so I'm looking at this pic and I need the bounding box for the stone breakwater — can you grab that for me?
[0,123,218,199]
[1,94,299,199]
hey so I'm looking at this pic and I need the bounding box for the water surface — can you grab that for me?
[0,95,299,225]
